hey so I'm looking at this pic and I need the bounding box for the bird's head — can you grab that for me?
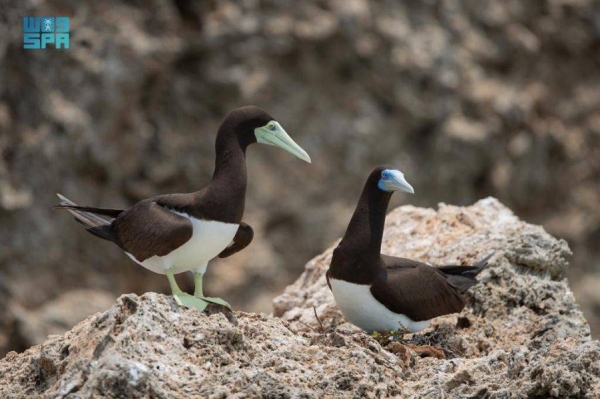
[373,166,414,194]
[221,106,311,163]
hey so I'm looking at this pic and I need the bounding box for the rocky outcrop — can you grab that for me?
[0,199,598,398]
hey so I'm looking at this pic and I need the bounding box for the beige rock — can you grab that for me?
[0,199,598,397]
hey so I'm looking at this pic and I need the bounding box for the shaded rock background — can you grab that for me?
[1,0,600,356]
[0,199,598,398]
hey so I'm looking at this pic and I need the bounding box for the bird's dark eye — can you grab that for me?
[381,171,387,178]
[269,123,276,131]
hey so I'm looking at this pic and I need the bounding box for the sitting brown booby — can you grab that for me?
[55,106,311,312]
[326,166,492,333]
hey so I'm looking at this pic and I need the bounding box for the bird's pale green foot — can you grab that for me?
[193,271,232,309]
[166,269,209,312]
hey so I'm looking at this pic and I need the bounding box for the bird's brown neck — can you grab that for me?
[339,182,391,260]
[198,125,249,223]
[328,179,392,285]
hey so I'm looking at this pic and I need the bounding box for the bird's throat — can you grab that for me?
[339,185,392,259]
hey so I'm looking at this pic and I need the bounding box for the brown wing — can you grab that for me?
[112,200,193,262]
[381,255,429,269]
[370,256,466,321]
[218,222,254,258]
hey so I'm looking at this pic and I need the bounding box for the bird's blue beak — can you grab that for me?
[378,169,414,193]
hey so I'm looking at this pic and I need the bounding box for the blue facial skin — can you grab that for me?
[378,169,394,192]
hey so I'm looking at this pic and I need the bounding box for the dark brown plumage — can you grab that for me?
[327,166,492,330]
[371,254,492,322]
[218,222,254,258]
[55,106,310,312]
[54,106,274,262]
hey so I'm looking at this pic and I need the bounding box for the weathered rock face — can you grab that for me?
[0,199,598,398]
[0,293,405,398]
[274,198,600,396]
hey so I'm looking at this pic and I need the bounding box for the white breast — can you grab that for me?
[329,278,431,333]
[127,210,239,275]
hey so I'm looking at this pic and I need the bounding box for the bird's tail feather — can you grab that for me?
[54,194,120,242]
[54,194,123,217]
[438,252,495,293]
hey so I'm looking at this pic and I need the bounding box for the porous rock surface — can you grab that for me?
[0,198,598,398]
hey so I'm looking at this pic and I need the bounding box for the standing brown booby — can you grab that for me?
[326,166,492,333]
[55,106,311,312]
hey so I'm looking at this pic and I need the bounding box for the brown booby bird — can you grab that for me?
[55,106,311,312]
[326,166,492,333]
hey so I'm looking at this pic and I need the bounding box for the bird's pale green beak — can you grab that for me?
[254,121,311,163]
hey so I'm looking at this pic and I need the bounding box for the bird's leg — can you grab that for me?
[370,326,411,345]
[192,269,232,309]
[193,271,204,297]
[165,269,209,312]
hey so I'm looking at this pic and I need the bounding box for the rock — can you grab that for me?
[0,293,405,398]
[0,199,598,397]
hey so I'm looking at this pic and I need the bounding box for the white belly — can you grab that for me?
[127,211,239,275]
[329,278,431,333]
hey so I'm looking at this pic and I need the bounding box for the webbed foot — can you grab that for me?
[173,292,210,312]
[192,270,232,309]
[195,295,231,309]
